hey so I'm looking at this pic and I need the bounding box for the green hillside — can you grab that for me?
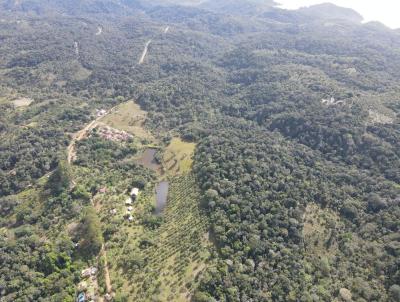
[0,1,399,301]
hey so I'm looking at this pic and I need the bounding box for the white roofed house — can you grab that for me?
[125,197,133,205]
[130,188,139,199]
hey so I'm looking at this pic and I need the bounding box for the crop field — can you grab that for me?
[107,174,210,301]
[163,138,196,176]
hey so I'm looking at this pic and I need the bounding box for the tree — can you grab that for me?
[389,285,400,301]
[192,291,215,302]
[79,207,103,258]
[46,160,72,195]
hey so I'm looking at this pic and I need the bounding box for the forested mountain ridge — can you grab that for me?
[0,0,399,301]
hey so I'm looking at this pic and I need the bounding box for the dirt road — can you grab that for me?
[139,40,151,64]
[101,244,112,294]
[66,106,118,300]
[67,106,116,164]
[67,120,97,164]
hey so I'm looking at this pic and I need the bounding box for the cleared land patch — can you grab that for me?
[100,101,155,141]
[303,203,340,257]
[13,97,34,107]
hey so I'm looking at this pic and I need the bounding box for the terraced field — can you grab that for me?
[163,138,196,176]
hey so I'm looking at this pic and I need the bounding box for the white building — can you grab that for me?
[130,188,139,197]
[125,197,133,205]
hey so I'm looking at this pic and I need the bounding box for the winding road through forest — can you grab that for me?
[138,26,170,65]
[67,106,116,164]
[138,40,152,64]
[66,106,117,300]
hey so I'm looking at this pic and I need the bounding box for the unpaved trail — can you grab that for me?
[101,244,112,294]
[67,120,97,164]
[138,40,151,64]
[67,106,116,164]
[74,41,79,57]
[67,107,116,300]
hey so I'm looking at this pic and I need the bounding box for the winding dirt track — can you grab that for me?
[67,106,116,164]
[138,40,152,64]
[67,120,97,164]
[66,106,116,300]
[102,244,112,294]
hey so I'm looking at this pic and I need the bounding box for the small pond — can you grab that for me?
[137,148,161,172]
[155,181,169,215]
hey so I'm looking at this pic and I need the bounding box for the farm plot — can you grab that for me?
[107,174,211,302]
[99,101,155,142]
[163,138,196,176]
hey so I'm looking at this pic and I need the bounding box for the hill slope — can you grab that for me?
[0,1,399,302]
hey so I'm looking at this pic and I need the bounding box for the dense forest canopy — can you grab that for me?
[0,0,399,301]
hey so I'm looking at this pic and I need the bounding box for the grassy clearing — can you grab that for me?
[163,138,196,176]
[13,97,34,107]
[100,101,155,142]
[303,203,341,258]
[107,175,210,301]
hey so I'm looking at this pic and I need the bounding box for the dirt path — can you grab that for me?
[74,41,79,57]
[66,106,117,300]
[67,120,96,164]
[138,40,151,64]
[101,244,112,294]
[67,107,116,164]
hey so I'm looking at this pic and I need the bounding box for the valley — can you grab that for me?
[0,1,399,302]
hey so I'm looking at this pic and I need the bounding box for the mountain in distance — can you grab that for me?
[0,0,144,14]
[297,3,364,23]
[199,0,277,15]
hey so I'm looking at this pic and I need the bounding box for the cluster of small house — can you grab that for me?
[125,188,139,222]
[76,267,98,302]
[104,186,139,221]
[96,109,107,118]
[97,125,133,142]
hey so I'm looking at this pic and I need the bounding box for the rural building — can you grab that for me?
[81,267,97,279]
[130,188,139,198]
[96,109,107,117]
[125,197,133,205]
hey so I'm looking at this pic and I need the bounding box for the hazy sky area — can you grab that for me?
[277,0,400,29]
